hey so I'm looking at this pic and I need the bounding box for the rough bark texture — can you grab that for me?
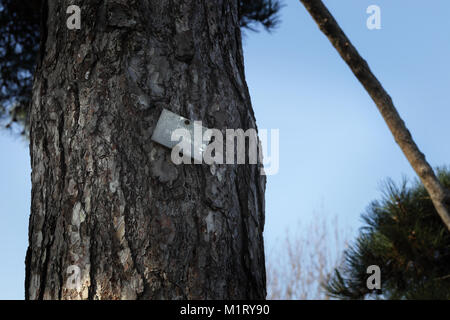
[299,0,450,231]
[26,0,266,300]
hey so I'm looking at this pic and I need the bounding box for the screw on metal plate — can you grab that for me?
[151,109,210,162]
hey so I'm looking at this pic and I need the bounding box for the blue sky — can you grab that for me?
[1,1,449,299]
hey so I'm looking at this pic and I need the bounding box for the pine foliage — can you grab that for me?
[239,0,282,31]
[326,168,450,299]
[0,0,40,134]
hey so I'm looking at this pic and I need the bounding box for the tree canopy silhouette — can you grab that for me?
[0,0,281,134]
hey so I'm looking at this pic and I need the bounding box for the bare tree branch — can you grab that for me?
[299,0,450,231]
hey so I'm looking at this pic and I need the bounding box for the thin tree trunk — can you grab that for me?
[299,0,450,231]
[26,0,266,299]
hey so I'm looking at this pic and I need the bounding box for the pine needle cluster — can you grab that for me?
[326,168,450,299]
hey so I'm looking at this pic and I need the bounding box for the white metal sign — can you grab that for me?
[151,109,209,162]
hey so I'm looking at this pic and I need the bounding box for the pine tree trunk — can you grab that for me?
[26,0,266,300]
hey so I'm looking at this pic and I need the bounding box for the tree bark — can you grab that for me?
[299,0,450,231]
[26,0,266,300]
